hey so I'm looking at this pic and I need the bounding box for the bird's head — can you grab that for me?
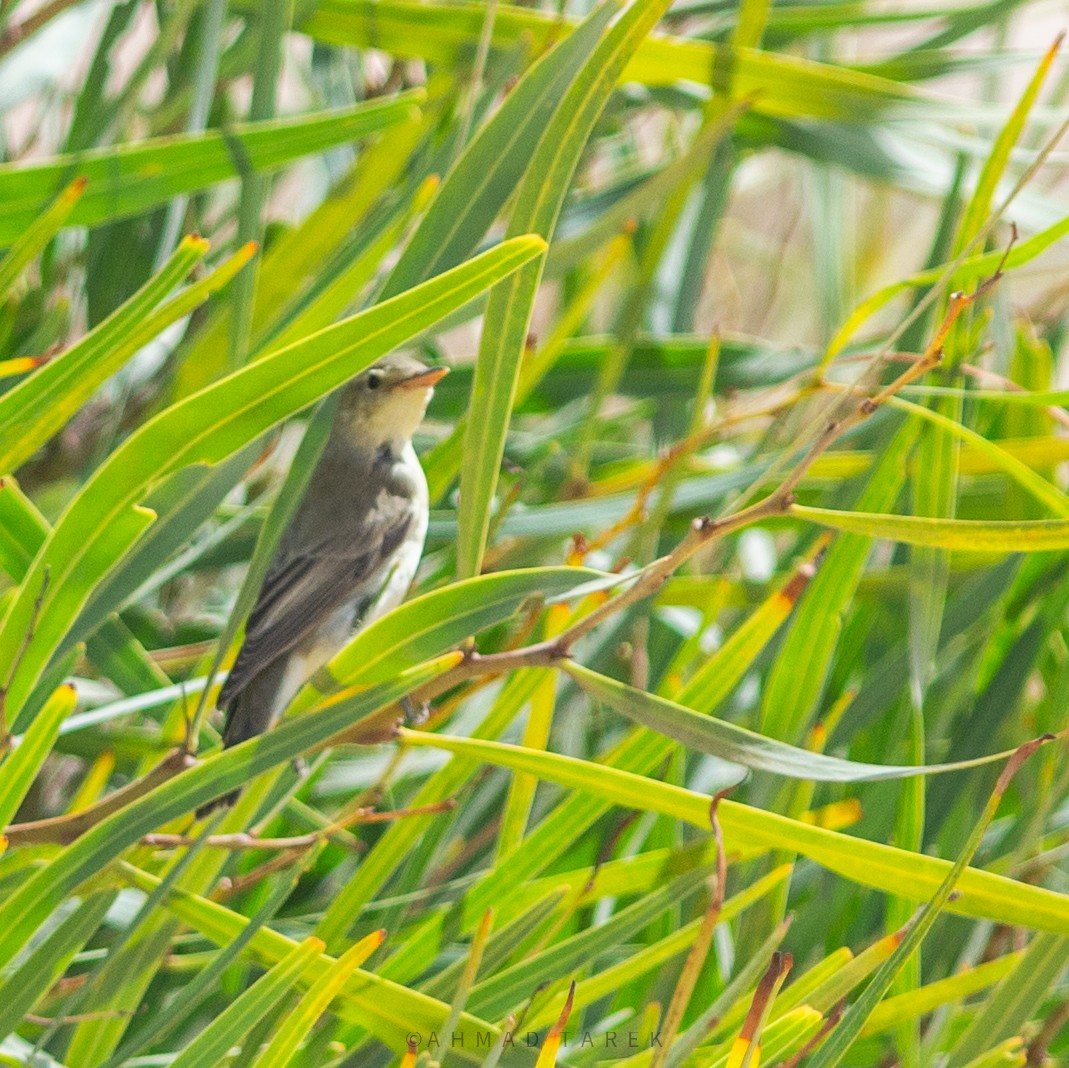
[338,354,449,452]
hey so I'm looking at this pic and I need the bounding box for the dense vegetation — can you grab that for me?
[2,0,1069,1065]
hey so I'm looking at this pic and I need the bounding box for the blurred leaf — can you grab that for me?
[0,684,77,829]
[0,178,86,297]
[792,505,1069,550]
[301,0,926,121]
[947,933,1069,1066]
[168,936,324,1068]
[0,97,423,244]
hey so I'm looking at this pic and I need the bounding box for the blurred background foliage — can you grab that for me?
[3,0,1069,1065]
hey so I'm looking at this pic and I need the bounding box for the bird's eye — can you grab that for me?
[367,370,383,390]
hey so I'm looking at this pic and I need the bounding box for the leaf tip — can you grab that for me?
[182,234,211,254]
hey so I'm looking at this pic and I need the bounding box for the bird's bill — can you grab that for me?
[399,366,450,390]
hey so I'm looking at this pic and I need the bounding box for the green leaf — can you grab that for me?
[0,97,423,244]
[0,178,87,297]
[397,730,1069,935]
[457,0,674,577]
[0,478,48,579]
[0,683,78,829]
[246,931,383,1068]
[168,936,323,1068]
[791,504,1069,551]
[889,395,1069,518]
[566,662,1019,782]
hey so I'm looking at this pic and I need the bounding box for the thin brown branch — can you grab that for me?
[25,1009,130,1025]
[1027,996,1069,1065]
[779,1001,845,1068]
[4,748,195,846]
[650,791,731,1068]
[142,799,456,851]
[0,0,84,60]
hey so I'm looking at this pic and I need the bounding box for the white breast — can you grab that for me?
[365,441,429,624]
[273,444,429,720]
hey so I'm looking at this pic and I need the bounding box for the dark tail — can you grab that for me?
[196,706,240,815]
[195,789,239,820]
[195,663,286,820]
[194,695,256,819]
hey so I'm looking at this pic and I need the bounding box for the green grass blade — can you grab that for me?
[457,0,674,578]
[0,683,77,828]
[0,97,423,243]
[168,936,324,1068]
[791,505,1069,551]
[0,177,86,294]
[397,730,1069,935]
[567,662,1019,782]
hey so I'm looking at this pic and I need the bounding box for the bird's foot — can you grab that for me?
[401,695,430,726]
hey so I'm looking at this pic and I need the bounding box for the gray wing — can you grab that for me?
[218,498,413,709]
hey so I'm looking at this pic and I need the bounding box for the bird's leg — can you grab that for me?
[401,694,430,725]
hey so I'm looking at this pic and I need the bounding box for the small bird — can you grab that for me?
[204,353,447,811]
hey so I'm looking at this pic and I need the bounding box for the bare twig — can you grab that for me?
[141,798,456,851]
[650,791,731,1068]
[4,749,196,846]
[25,1010,130,1026]
[0,0,83,59]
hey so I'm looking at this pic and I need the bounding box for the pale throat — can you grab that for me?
[357,386,434,462]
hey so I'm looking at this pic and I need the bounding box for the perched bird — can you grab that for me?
[204,353,447,810]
